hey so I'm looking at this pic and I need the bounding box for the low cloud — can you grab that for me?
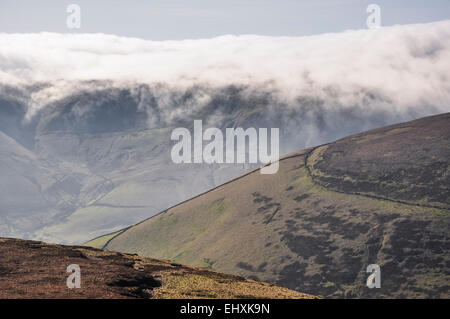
[0,20,449,149]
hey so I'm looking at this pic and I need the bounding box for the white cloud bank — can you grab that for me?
[0,20,450,117]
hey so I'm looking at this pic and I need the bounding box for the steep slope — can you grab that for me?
[0,89,254,243]
[0,237,315,299]
[0,130,85,238]
[95,113,450,298]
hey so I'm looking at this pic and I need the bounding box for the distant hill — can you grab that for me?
[88,113,450,298]
[0,237,315,299]
[1,83,442,244]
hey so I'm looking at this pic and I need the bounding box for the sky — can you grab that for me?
[0,0,449,40]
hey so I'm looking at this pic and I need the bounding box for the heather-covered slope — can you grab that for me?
[308,112,450,209]
[0,238,315,299]
[93,113,450,298]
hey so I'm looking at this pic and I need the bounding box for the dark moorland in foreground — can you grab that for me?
[0,237,315,299]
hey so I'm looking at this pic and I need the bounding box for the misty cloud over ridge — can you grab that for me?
[0,20,449,112]
[1,20,449,152]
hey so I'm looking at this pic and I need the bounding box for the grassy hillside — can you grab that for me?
[84,229,127,249]
[89,113,450,298]
[0,238,315,299]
